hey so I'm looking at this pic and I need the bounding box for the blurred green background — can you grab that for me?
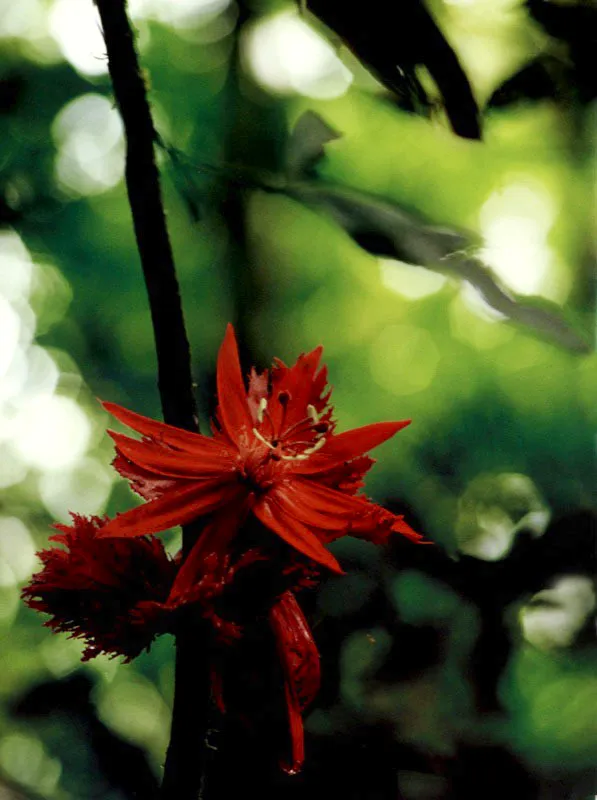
[1,0,595,797]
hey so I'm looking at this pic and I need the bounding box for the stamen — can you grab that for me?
[277,391,289,433]
[279,436,327,461]
[256,397,268,424]
[302,437,327,456]
[280,415,316,440]
[307,404,319,424]
[252,428,276,451]
[263,406,277,435]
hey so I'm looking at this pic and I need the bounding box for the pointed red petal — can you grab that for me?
[102,401,226,454]
[274,480,423,546]
[109,432,237,479]
[281,686,304,776]
[267,482,353,532]
[270,592,320,775]
[269,346,325,431]
[253,497,344,574]
[390,516,424,542]
[96,480,239,539]
[168,497,250,603]
[349,506,424,544]
[294,420,411,474]
[112,453,178,501]
[216,324,253,449]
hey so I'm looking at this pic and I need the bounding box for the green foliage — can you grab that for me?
[1,0,595,797]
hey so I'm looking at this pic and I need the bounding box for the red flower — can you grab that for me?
[22,515,176,661]
[98,324,420,591]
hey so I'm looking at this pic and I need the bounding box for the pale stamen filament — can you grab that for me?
[280,435,327,460]
[252,427,277,451]
[262,406,276,435]
[307,404,319,424]
[302,437,327,456]
[253,399,328,460]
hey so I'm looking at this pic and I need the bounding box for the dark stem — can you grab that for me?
[94,1,208,798]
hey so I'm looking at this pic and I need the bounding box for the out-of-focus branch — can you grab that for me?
[93,2,208,798]
[287,181,591,355]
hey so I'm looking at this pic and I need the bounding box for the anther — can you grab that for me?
[306,404,319,424]
[256,398,268,424]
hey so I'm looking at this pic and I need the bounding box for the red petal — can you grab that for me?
[270,592,320,775]
[110,432,237,479]
[270,347,325,431]
[274,480,423,546]
[168,497,250,603]
[253,496,344,574]
[102,401,227,455]
[216,324,254,449]
[350,506,424,544]
[267,482,353,532]
[112,453,178,500]
[96,480,240,539]
[294,420,411,474]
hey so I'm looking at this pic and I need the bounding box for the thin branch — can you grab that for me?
[286,181,592,354]
[94,1,208,798]
[164,147,591,354]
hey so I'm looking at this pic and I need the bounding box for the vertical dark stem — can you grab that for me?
[94,1,208,797]
[94,0,196,431]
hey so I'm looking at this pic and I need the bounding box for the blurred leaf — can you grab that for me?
[487,56,562,109]
[525,0,597,102]
[305,0,481,139]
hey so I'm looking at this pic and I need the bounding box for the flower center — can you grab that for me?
[252,398,328,462]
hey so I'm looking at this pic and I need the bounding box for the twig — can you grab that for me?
[287,181,591,354]
[94,1,208,798]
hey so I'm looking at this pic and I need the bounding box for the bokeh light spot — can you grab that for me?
[0,231,33,301]
[39,456,114,521]
[0,296,21,380]
[370,324,440,395]
[11,394,91,471]
[49,0,108,76]
[379,259,447,300]
[520,575,596,650]
[244,11,353,99]
[52,94,125,196]
[0,517,36,588]
[456,472,549,561]
[479,178,569,300]
[129,0,231,28]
